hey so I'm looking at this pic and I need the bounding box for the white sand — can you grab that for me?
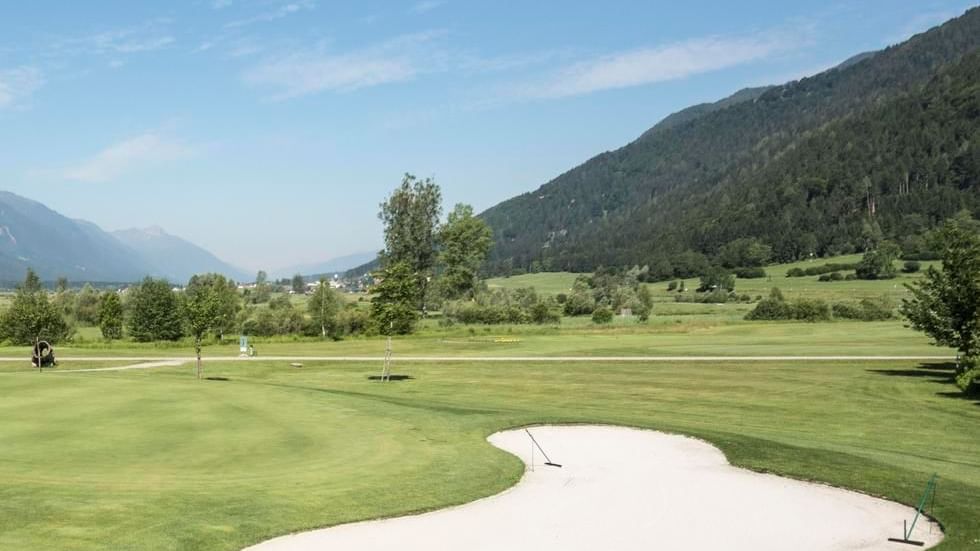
[244,426,943,551]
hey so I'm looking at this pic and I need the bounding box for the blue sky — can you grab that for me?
[1,0,976,272]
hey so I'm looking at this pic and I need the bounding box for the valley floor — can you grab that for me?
[1,351,977,550]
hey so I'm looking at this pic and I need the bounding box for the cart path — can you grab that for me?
[55,360,189,372]
[0,355,954,363]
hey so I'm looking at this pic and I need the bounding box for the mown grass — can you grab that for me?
[1,357,977,550]
[485,254,939,304]
[0,320,951,359]
[0,360,135,373]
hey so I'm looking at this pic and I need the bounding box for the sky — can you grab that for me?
[1,0,977,273]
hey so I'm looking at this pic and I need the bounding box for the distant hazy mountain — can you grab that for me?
[0,191,146,283]
[0,190,248,284]
[112,227,250,283]
[276,251,377,280]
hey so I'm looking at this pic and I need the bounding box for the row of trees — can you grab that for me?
[0,271,347,345]
[745,288,894,322]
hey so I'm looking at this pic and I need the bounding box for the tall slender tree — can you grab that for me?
[98,292,124,340]
[291,274,306,295]
[378,173,442,310]
[370,261,421,335]
[438,203,492,300]
[184,274,233,379]
[308,278,340,339]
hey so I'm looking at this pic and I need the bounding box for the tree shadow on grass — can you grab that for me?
[868,363,955,380]
[205,376,230,381]
[869,363,980,405]
[936,391,980,406]
[366,374,415,381]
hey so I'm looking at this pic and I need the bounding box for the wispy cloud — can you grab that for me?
[457,49,570,75]
[225,0,315,28]
[211,0,233,8]
[0,67,44,109]
[411,1,445,14]
[55,19,176,56]
[243,32,447,100]
[63,132,195,183]
[511,32,798,100]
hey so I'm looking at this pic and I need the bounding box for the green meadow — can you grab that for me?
[486,254,938,304]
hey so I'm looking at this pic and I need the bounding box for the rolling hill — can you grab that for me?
[274,251,377,280]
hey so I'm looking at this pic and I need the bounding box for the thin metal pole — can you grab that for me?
[524,429,556,465]
[906,474,937,540]
[530,439,535,472]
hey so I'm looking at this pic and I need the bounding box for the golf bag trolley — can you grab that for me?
[32,340,57,368]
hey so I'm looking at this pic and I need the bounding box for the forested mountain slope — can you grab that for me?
[479,7,980,276]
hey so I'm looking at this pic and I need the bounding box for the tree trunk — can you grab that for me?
[196,337,203,380]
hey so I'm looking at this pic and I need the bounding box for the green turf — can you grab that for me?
[486,272,579,295]
[484,254,939,304]
[0,360,135,374]
[1,357,977,550]
[7,320,949,360]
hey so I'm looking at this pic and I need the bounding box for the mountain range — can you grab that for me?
[0,191,248,284]
[274,251,378,281]
[111,226,250,283]
[478,7,980,276]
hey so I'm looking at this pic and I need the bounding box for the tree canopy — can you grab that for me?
[98,292,124,340]
[0,269,71,345]
[437,203,492,300]
[378,174,442,306]
[901,219,980,392]
[369,261,420,335]
[308,279,341,339]
[129,278,184,342]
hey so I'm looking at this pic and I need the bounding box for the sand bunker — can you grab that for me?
[245,425,942,551]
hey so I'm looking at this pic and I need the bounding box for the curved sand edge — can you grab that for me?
[244,425,943,551]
